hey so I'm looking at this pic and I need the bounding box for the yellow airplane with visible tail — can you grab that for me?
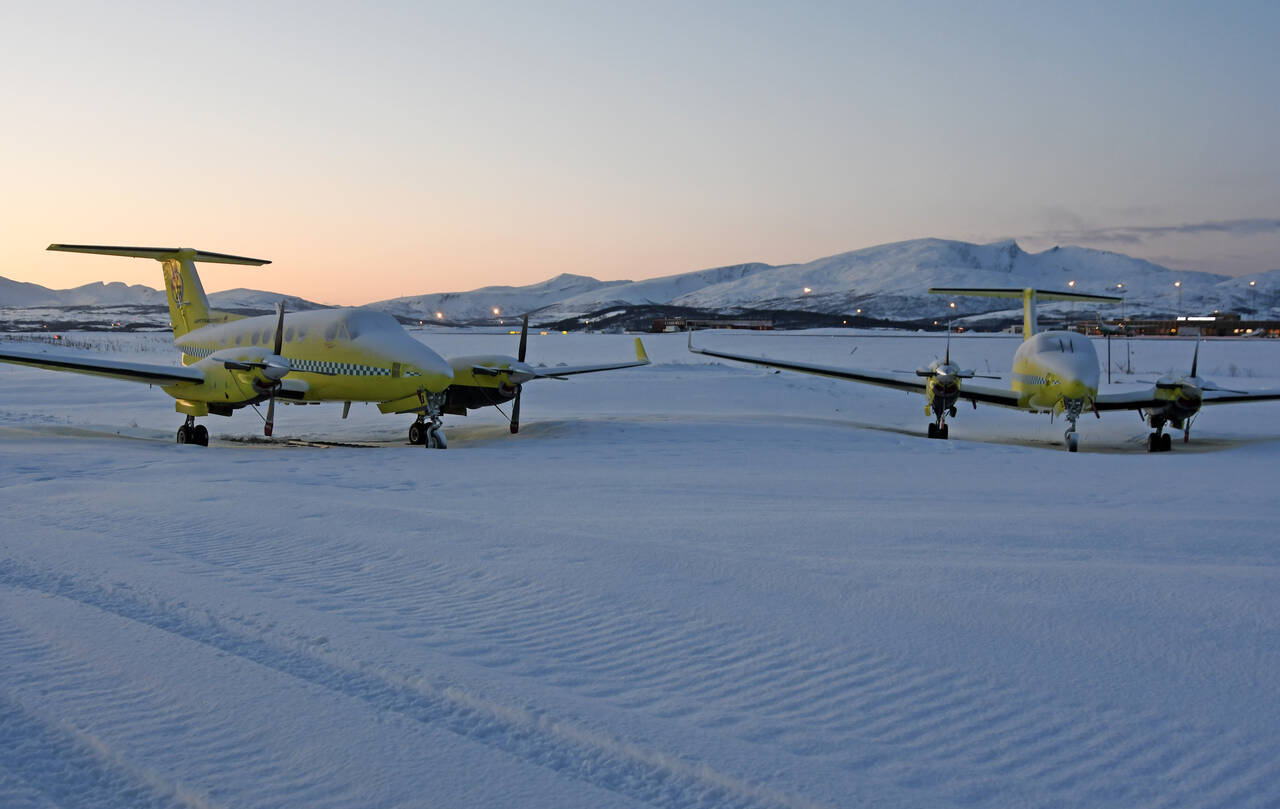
[691,286,1280,452]
[0,244,648,447]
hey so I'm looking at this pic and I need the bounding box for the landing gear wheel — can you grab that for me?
[927,423,937,438]
[1148,434,1159,452]
[425,427,447,449]
[194,425,209,446]
[1067,431,1079,452]
[1160,432,1172,452]
[939,424,949,440]
[176,425,191,444]
[408,421,428,445]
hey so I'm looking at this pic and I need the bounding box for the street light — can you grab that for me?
[1250,279,1257,313]
[803,287,812,294]
[1174,280,1182,313]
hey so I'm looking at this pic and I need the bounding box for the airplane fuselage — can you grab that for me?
[1011,330,1100,413]
[164,308,454,414]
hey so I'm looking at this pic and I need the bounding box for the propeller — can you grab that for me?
[263,301,287,436]
[510,313,528,434]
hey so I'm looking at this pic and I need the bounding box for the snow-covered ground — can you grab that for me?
[2,330,1279,809]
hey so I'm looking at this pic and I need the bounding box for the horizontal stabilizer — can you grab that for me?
[48,244,270,266]
[929,287,1122,304]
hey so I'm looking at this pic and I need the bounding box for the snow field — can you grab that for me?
[1,330,1279,808]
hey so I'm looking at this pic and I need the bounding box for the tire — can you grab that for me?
[194,425,209,446]
[426,428,447,449]
[927,423,937,438]
[1067,432,1079,452]
[177,425,190,444]
[940,424,949,440]
[1160,433,1172,452]
[408,422,426,445]
[1148,434,1158,452]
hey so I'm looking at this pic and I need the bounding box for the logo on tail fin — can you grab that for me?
[168,260,185,307]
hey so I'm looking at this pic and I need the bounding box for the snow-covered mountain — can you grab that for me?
[369,239,1280,323]
[4,239,1278,325]
[366,273,627,322]
[0,278,323,312]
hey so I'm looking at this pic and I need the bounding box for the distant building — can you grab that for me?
[651,317,773,333]
[1074,313,1280,337]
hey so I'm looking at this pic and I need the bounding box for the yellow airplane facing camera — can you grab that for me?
[0,245,647,447]
[691,287,1280,452]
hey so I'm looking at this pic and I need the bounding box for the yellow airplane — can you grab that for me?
[0,244,648,447]
[690,286,1280,452]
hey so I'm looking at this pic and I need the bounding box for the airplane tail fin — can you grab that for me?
[47,245,270,339]
[929,287,1122,340]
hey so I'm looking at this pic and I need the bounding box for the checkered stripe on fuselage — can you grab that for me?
[178,347,420,377]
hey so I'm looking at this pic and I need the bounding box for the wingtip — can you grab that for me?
[634,337,649,363]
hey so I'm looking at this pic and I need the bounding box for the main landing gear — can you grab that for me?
[1146,415,1174,452]
[407,392,448,449]
[926,405,957,439]
[176,416,209,446]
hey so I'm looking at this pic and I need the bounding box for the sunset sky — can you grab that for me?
[2,1,1277,305]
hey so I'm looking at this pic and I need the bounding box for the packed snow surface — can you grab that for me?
[2,329,1279,808]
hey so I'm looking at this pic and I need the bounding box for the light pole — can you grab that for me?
[1250,280,1257,314]
[1174,280,1182,314]
[1116,284,1130,374]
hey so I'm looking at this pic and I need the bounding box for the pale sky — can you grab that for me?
[2,1,1277,305]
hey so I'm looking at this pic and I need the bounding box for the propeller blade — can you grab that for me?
[509,386,522,434]
[272,300,286,356]
[264,393,275,437]
[1190,337,1199,378]
[945,319,951,365]
[517,313,529,363]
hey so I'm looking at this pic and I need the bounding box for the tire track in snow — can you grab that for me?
[0,560,825,809]
[114,533,1280,809]
[0,686,222,809]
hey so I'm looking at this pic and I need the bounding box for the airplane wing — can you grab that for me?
[527,338,650,379]
[689,336,1025,408]
[690,339,927,391]
[0,344,204,385]
[1094,386,1280,411]
[1093,388,1163,411]
[1200,389,1280,405]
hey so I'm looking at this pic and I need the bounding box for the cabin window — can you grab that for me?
[235,334,243,346]
[324,324,338,341]
[285,327,295,342]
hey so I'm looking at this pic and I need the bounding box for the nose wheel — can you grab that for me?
[408,392,448,449]
[1063,398,1085,452]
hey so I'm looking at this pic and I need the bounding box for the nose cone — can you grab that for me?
[411,342,454,391]
[1040,352,1099,400]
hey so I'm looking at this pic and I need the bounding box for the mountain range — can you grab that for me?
[4,239,1277,326]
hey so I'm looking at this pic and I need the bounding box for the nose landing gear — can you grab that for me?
[408,391,448,449]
